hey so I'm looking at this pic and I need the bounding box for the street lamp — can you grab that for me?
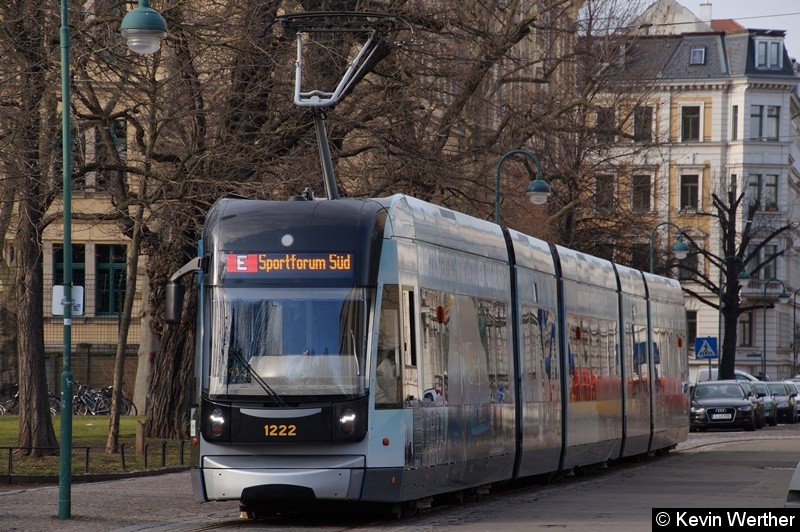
[648,221,689,274]
[762,277,790,379]
[121,0,169,55]
[494,149,551,224]
[58,0,167,520]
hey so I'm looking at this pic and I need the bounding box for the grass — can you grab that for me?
[0,415,189,477]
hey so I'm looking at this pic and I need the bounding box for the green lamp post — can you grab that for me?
[494,149,551,224]
[648,221,689,274]
[58,0,167,519]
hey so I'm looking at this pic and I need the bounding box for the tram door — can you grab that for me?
[376,285,418,408]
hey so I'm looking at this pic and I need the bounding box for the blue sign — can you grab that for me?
[694,336,718,360]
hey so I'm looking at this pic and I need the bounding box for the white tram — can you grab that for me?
[165,193,689,514]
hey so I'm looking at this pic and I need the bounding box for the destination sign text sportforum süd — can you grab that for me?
[225,253,353,278]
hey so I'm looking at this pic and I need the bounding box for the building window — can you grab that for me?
[96,244,127,315]
[595,107,615,143]
[631,174,651,212]
[57,127,87,190]
[687,310,697,350]
[746,243,778,280]
[756,39,783,69]
[678,250,699,281]
[731,105,738,141]
[633,105,653,143]
[95,119,128,189]
[766,106,779,141]
[763,244,777,280]
[53,244,86,288]
[750,105,780,141]
[631,244,649,272]
[680,174,699,210]
[680,105,701,142]
[738,312,753,347]
[594,174,615,210]
[748,173,778,211]
[690,47,706,65]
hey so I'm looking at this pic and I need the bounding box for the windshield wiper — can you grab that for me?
[228,348,287,407]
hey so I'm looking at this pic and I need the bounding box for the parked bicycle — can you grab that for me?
[0,385,69,416]
[0,384,19,415]
[100,385,138,416]
[73,383,111,415]
[49,393,63,415]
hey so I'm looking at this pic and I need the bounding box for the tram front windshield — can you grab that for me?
[206,287,369,401]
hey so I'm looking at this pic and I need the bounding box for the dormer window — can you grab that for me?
[755,38,783,69]
[690,47,706,65]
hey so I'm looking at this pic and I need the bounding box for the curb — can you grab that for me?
[0,466,189,486]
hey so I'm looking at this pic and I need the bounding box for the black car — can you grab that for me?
[767,381,797,424]
[690,380,758,432]
[739,381,766,429]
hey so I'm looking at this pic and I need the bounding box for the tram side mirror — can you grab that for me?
[165,281,185,325]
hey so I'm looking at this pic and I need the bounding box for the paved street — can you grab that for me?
[1,426,799,531]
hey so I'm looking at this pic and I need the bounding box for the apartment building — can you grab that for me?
[612,0,800,380]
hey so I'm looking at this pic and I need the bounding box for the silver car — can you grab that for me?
[751,380,778,426]
[785,381,800,422]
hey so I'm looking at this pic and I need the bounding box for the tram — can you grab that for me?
[165,192,689,514]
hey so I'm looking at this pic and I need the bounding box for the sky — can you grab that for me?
[678,1,800,59]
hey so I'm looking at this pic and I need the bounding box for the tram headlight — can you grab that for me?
[210,408,226,436]
[331,398,367,442]
[339,408,356,435]
[201,401,231,442]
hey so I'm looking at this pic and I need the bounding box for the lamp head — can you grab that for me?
[779,289,791,305]
[121,0,168,55]
[737,270,751,290]
[525,177,551,205]
[672,237,689,261]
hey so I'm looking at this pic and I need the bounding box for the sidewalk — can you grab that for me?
[0,470,241,532]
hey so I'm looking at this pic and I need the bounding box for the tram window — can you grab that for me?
[376,285,402,408]
[402,287,419,403]
[404,289,417,367]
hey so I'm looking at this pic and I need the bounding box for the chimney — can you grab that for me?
[699,2,712,25]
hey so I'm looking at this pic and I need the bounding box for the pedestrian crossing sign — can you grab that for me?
[694,336,718,360]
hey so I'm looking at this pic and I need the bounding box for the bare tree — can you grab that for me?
[679,179,793,380]
[0,3,59,454]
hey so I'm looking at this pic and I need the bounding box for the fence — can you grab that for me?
[0,271,144,399]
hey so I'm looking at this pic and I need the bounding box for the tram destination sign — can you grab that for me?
[224,252,353,279]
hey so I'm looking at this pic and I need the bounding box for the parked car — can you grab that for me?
[739,381,765,429]
[751,380,779,426]
[690,380,758,432]
[766,381,797,424]
[785,381,800,422]
[695,368,760,384]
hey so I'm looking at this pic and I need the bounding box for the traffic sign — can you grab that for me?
[694,336,718,360]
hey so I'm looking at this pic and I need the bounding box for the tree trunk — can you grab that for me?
[133,273,158,415]
[145,323,195,439]
[107,208,144,453]
[145,279,196,440]
[0,260,18,398]
[16,219,57,455]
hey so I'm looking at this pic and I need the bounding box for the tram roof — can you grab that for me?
[383,194,508,263]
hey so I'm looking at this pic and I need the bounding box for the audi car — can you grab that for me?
[690,380,758,432]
